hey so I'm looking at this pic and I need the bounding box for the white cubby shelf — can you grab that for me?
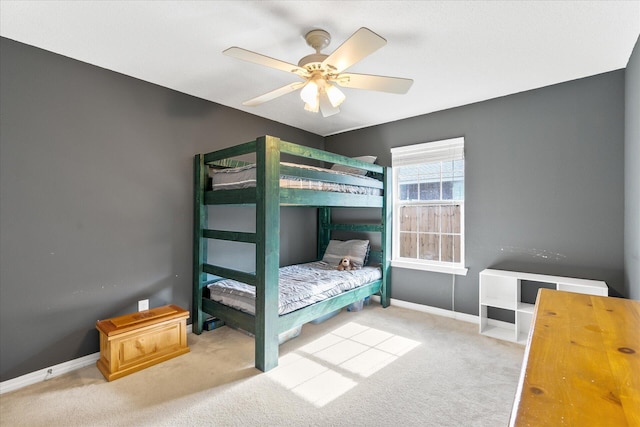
[479,269,608,344]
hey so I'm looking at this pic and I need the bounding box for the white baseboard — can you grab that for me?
[0,324,195,395]
[371,295,479,324]
[0,352,100,395]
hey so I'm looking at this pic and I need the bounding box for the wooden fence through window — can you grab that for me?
[399,204,461,262]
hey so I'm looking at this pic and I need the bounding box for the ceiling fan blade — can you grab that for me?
[322,27,386,74]
[332,73,414,94]
[223,47,308,77]
[319,91,340,117]
[242,82,306,106]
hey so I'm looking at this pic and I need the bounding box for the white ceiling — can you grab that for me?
[1,1,638,137]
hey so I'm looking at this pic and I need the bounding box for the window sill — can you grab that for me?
[391,259,468,276]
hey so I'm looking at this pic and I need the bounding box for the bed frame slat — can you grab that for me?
[203,263,256,286]
[203,229,256,244]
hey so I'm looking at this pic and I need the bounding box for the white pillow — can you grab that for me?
[322,239,370,267]
[331,156,377,176]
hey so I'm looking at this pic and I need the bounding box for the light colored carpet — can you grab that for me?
[0,304,524,426]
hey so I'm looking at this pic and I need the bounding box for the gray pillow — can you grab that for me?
[322,239,370,267]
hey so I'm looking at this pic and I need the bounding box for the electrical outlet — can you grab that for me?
[138,299,149,311]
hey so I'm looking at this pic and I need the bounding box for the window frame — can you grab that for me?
[391,137,468,276]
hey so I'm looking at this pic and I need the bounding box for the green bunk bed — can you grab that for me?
[193,135,391,372]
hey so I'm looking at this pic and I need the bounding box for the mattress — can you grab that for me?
[207,261,382,315]
[209,162,382,195]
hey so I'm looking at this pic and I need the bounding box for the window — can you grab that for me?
[391,137,467,275]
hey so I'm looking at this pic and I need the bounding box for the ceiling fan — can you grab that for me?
[223,27,413,117]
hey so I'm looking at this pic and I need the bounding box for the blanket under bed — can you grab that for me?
[207,261,382,315]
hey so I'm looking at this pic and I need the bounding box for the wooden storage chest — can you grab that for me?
[96,304,189,381]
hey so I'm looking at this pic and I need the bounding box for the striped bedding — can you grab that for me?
[207,261,382,315]
[209,162,382,195]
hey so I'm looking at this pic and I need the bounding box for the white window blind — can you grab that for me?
[391,137,464,166]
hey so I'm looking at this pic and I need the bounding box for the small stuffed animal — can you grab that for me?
[337,256,355,271]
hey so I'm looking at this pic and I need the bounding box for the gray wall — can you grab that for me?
[0,38,323,381]
[625,36,640,301]
[326,70,626,314]
[1,34,634,383]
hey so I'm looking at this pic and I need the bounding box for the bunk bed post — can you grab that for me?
[192,154,208,334]
[317,207,331,259]
[255,135,281,371]
[381,166,393,308]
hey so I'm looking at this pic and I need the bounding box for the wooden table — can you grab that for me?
[510,289,639,426]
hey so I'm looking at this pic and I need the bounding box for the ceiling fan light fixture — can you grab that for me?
[300,80,319,105]
[304,101,319,113]
[325,83,346,108]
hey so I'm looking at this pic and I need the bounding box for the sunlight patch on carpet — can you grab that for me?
[269,353,329,389]
[314,339,369,365]
[290,369,357,407]
[267,322,420,407]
